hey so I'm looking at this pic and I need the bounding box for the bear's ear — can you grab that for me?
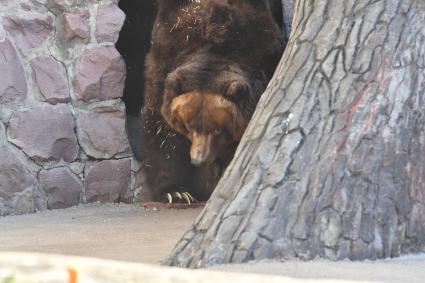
[223,102,247,141]
[165,104,188,137]
[224,80,251,102]
[165,93,197,136]
[165,73,182,95]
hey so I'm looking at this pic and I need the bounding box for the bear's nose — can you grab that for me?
[191,158,204,167]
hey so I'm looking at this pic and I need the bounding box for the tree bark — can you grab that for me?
[165,0,425,267]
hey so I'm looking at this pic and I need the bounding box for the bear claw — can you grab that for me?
[166,192,197,204]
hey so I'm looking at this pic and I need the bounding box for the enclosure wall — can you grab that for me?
[0,0,148,215]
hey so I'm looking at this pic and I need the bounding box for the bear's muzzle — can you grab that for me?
[190,132,215,166]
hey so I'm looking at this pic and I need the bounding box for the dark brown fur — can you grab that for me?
[141,0,285,201]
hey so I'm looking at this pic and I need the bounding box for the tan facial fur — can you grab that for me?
[167,91,247,166]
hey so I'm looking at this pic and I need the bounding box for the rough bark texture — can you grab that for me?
[166,0,425,267]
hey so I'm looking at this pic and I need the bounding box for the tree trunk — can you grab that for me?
[165,0,425,267]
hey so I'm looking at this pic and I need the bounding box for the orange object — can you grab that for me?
[67,267,78,283]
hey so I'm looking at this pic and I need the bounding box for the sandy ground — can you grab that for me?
[0,203,200,264]
[0,203,424,283]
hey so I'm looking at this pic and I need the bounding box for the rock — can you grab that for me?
[73,46,125,102]
[85,159,131,203]
[0,145,36,216]
[8,105,78,162]
[0,39,27,104]
[0,122,6,144]
[8,188,35,215]
[120,187,134,204]
[0,21,6,41]
[49,0,100,10]
[2,12,53,55]
[30,56,70,104]
[39,167,83,209]
[134,166,153,203]
[69,162,85,177]
[33,186,48,212]
[126,114,144,160]
[76,103,130,159]
[0,146,36,200]
[20,3,33,11]
[96,4,125,43]
[62,10,90,40]
[0,1,136,216]
[49,0,78,10]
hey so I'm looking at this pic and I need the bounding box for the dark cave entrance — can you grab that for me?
[116,0,156,160]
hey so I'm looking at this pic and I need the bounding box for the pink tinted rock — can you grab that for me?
[75,104,130,159]
[8,105,78,162]
[2,12,53,55]
[85,159,131,203]
[30,56,70,104]
[0,146,36,200]
[73,46,125,101]
[62,10,90,40]
[0,39,27,104]
[39,167,83,209]
[96,4,125,43]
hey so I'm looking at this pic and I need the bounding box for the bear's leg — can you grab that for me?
[189,163,222,202]
[141,112,196,202]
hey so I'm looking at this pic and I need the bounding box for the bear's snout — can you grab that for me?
[190,132,215,167]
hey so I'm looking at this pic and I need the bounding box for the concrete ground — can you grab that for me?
[0,203,200,264]
[0,203,424,283]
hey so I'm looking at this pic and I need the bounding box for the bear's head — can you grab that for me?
[164,91,247,166]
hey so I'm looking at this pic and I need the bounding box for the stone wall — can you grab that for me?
[0,0,145,216]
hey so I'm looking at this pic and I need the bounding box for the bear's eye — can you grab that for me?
[213,129,222,135]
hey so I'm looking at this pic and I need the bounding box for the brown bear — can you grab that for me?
[141,0,285,202]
